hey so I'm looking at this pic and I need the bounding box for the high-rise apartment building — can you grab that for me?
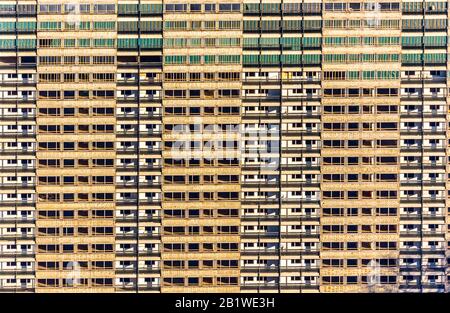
[0,0,448,293]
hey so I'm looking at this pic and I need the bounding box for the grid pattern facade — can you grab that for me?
[0,0,449,293]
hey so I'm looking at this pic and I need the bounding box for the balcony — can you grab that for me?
[116,199,161,206]
[0,215,35,223]
[0,79,36,87]
[243,77,320,85]
[115,215,161,223]
[117,62,162,69]
[242,94,321,102]
[115,250,160,257]
[0,200,34,207]
[242,230,320,239]
[0,233,35,240]
[117,79,162,86]
[0,97,35,104]
[117,96,162,104]
[116,147,161,154]
[116,112,162,120]
[115,232,161,240]
[115,284,160,292]
[0,131,35,139]
[240,282,319,290]
[400,127,446,135]
[115,267,160,274]
[241,265,318,273]
[116,130,162,138]
[241,213,320,222]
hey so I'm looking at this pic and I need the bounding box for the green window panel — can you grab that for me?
[118,3,162,14]
[164,21,187,30]
[261,54,280,64]
[261,38,280,48]
[302,37,321,47]
[281,54,300,64]
[94,38,115,47]
[118,21,138,32]
[17,39,36,49]
[244,3,259,13]
[402,36,422,47]
[324,20,343,28]
[63,22,75,30]
[384,36,399,45]
[163,38,173,47]
[424,19,447,29]
[347,71,360,79]
[165,38,187,47]
[189,38,201,47]
[164,55,186,64]
[323,55,333,62]
[324,54,346,62]
[348,20,361,28]
[347,37,361,45]
[94,21,115,30]
[423,36,447,47]
[218,55,240,64]
[218,21,240,30]
[324,37,345,45]
[218,38,240,46]
[348,54,360,62]
[79,21,91,30]
[402,53,446,64]
[363,37,376,45]
[402,53,421,63]
[140,38,162,48]
[243,55,258,64]
[402,19,422,29]
[117,38,137,48]
[379,19,399,28]
[283,20,301,30]
[141,21,162,31]
[64,39,76,47]
[118,3,138,14]
[243,38,258,48]
[402,2,422,12]
[362,71,375,79]
[281,37,300,49]
[261,20,280,30]
[0,39,16,49]
[189,55,201,64]
[204,38,216,46]
[141,4,163,14]
[78,38,91,47]
[0,22,16,32]
[39,21,60,30]
[204,55,216,64]
[39,39,61,47]
[261,3,281,13]
[17,21,37,31]
[243,20,259,31]
[376,54,399,62]
[303,20,321,30]
[377,71,399,79]
[424,53,446,63]
[391,54,400,61]
[302,54,320,64]
[50,39,61,47]
[0,21,36,32]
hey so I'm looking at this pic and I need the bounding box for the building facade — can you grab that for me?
[0,0,448,292]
